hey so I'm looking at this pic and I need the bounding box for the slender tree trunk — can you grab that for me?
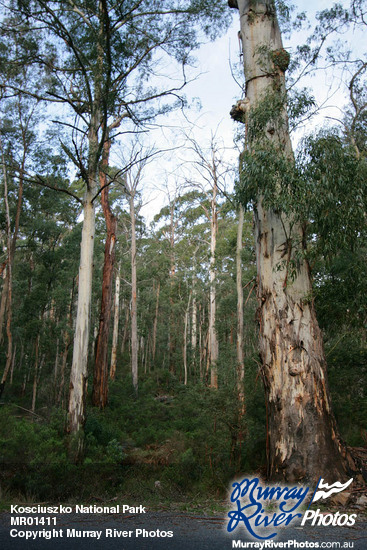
[231,0,355,482]
[53,338,59,399]
[169,206,176,373]
[92,135,117,408]
[191,284,197,350]
[209,179,218,388]
[144,337,149,374]
[232,205,246,471]
[59,339,69,408]
[91,325,98,359]
[191,249,198,373]
[236,206,245,416]
[199,303,205,382]
[130,195,138,394]
[17,344,24,391]
[199,304,202,380]
[10,344,16,386]
[0,137,26,343]
[0,271,9,345]
[110,262,121,380]
[21,374,26,397]
[183,291,192,386]
[0,137,13,397]
[121,300,129,355]
[31,334,40,413]
[58,280,75,407]
[152,281,160,363]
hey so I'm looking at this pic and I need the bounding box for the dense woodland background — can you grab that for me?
[0,0,366,502]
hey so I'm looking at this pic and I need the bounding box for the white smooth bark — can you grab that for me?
[191,285,197,351]
[236,206,245,415]
[68,191,96,443]
[209,179,218,388]
[130,195,138,394]
[110,263,121,380]
[152,281,160,362]
[183,291,192,385]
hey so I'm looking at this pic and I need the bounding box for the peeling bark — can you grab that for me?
[233,0,355,482]
[92,135,117,408]
[67,0,109,459]
[67,188,96,456]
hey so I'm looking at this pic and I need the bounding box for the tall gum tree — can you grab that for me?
[183,136,232,388]
[126,169,141,395]
[229,0,356,483]
[0,94,38,397]
[92,126,118,408]
[1,0,231,456]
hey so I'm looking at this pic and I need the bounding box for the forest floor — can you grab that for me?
[0,507,366,550]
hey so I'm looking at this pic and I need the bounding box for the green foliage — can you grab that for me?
[298,130,367,258]
[247,90,286,142]
[287,88,316,130]
[326,334,367,446]
[0,346,267,500]
[0,406,71,500]
[237,142,298,213]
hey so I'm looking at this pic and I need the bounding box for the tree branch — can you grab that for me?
[25,174,83,204]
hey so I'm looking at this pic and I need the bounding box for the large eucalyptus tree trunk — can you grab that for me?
[66,0,110,457]
[67,185,96,451]
[230,0,354,483]
[67,122,99,458]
